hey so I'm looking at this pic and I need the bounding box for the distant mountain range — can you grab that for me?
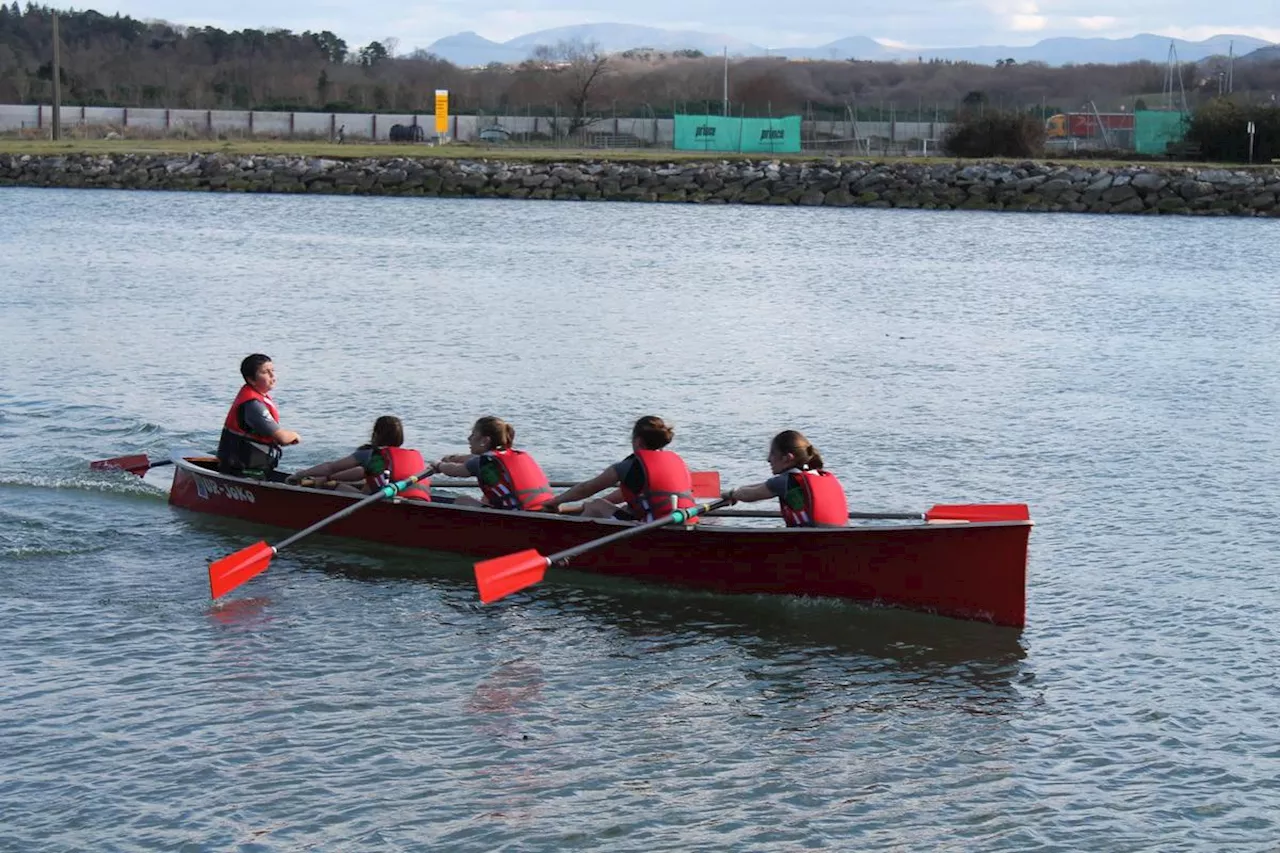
[423,24,1273,68]
[1240,44,1280,64]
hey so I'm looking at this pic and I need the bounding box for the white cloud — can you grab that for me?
[1010,14,1048,31]
[984,0,1048,33]
[1074,16,1120,31]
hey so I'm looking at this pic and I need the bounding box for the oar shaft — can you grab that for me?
[545,498,730,566]
[708,509,925,520]
[432,479,617,490]
[273,468,432,552]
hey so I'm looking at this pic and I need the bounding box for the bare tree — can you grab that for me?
[531,38,610,134]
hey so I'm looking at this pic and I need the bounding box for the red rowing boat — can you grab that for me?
[168,456,1033,627]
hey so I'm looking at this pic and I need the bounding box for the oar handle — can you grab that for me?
[546,497,730,567]
[273,467,433,552]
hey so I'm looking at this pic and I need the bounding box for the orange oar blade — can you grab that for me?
[209,541,275,599]
[690,470,721,499]
[91,454,150,475]
[475,549,551,604]
[925,503,1030,522]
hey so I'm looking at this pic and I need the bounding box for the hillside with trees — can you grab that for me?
[2,4,1279,121]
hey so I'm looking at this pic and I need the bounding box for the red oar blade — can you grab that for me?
[690,470,721,500]
[209,541,275,599]
[475,549,551,604]
[925,503,1030,522]
[90,454,151,476]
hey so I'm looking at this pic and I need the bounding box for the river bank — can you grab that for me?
[3,151,1278,216]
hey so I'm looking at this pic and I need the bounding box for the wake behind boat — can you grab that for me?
[167,455,1033,627]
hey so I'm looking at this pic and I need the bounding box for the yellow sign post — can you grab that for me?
[434,89,449,140]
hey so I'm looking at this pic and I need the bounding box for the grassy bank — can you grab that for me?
[0,138,828,162]
[0,137,1254,169]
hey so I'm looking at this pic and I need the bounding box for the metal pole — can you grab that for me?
[723,47,728,117]
[51,12,62,140]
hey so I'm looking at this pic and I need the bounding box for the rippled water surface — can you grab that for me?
[2,187,1279,851]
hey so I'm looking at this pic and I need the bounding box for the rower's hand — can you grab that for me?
[541,503,562,514]
[721,489,737,506]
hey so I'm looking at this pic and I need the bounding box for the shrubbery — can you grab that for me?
[940,109,1045,158]
[1186,100,1279,163]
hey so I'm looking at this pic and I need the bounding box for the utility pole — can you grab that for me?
[51,12,62,140]
[1228,41,1234,94]
[722,47,728,117]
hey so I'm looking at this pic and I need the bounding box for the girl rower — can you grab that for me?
[722,430,848,527]
[542,415,695,521]
[432,416,553,510]
[286,415,431,501]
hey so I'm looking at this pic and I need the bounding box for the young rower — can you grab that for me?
[542,415,695,521]
[217,353,300,480]
[286,415,431,501]
[722,430,848,527]
[431,416,553,510]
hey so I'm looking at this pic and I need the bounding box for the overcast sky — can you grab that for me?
[91,0,1280,52]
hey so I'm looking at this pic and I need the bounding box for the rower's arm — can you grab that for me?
[292,455,360,480]
[434,460,471,478]
[545,468,620,510]
[724,483,773,504]
[243,400,300,445]
[273,428,301,445]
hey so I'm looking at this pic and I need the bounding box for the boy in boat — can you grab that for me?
[722,430,848,527]
[216,353,300,480]
[541,415,695,521]
[431,416,553,510]
[285,415,431,501]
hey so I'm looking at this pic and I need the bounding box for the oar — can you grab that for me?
[707,503,1030,522]
[90,453,179,476]
[431,470,721,499]
[208,467,434,599]
[475,496,732,604]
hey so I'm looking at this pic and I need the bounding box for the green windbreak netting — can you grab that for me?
[674,114,802,153]
[1135,110,1189,154]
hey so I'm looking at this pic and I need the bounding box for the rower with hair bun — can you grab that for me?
[722,430,848,527]
[541,415,695,521]
[432,416,553,510]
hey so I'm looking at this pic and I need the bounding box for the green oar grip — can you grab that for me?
[382,467,433,499]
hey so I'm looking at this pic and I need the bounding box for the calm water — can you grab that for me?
[2,187,1279,851]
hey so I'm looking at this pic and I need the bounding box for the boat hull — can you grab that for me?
[170,458,1031,627]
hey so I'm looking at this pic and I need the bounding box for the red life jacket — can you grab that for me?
[479,449,553,510]
[217,384,284,474]
[779,469,848,528]
[223,384,280,444]
[617,449,695,522]
[364,446,431,502]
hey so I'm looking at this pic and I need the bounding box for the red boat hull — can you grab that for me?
[169,458,1031,627]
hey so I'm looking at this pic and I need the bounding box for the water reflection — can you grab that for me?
[207,595,274,629]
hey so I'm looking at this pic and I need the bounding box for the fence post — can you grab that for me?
[372,113,377,140]
[207,110,212,133]
[37,104,42,129]
[289,112,295,136]
[248,111,254,135]
[330,113,336,139]
[165,108,170,130]
[123,107,128,127]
